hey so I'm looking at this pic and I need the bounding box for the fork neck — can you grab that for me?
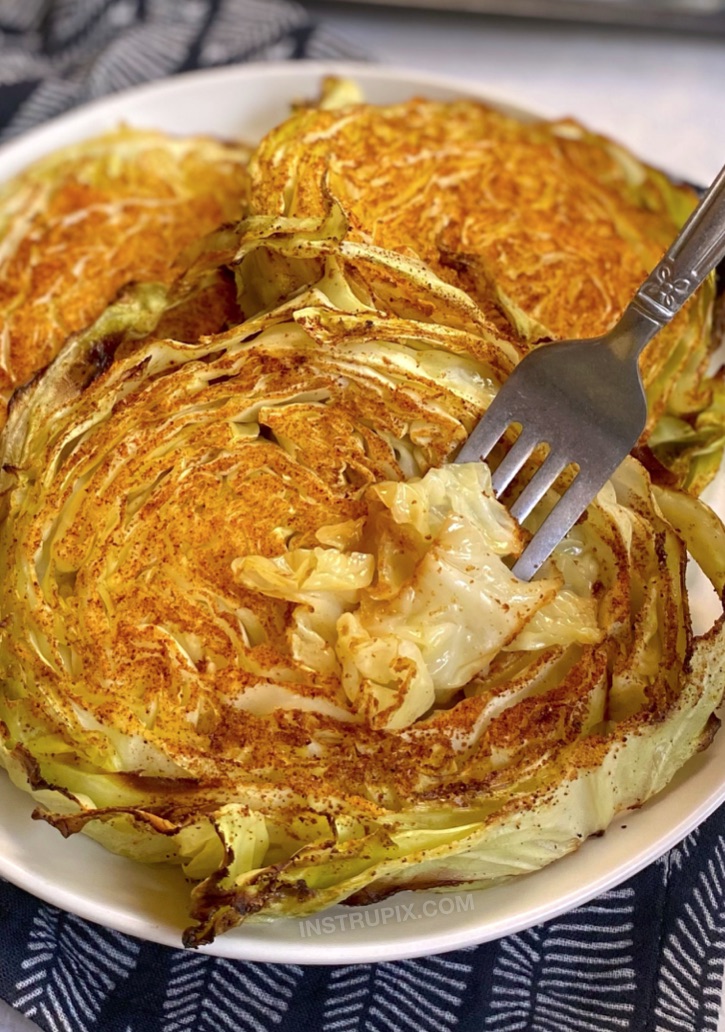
[607,302,665,363]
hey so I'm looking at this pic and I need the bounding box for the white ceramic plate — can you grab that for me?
[1,60,723,964]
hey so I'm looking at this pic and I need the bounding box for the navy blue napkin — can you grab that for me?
[1,4,725,1031]
[0,0,360,139]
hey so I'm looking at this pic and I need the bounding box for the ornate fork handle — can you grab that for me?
[625,161,725,350]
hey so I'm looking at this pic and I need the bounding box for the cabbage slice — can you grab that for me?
[248,88,723,491]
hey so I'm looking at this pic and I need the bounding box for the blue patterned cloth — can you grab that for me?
[2,810,725,1031]
[1,3,725,1031]
[0,0,361,139]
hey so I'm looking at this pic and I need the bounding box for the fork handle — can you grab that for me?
[624,161,725,357]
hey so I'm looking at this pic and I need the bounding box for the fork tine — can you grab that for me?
[511,469,597,581]
[509,451,569,524]
[456,392,517,464]
[490,428,539,495]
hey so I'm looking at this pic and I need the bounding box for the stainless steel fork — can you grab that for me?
[456,162,725,581]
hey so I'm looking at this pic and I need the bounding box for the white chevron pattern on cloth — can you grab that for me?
[322,953,473,1031]
[323,966,373,1032]
[483,887,637,1032]
[161,951,209,1032]
[84,22,201,96]
[11,906,140,1032]
[198,0,307,65]
[5,79,84,136]
[0,0,361,142]
[161,954,305,1032]
[654,834,725,1032]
